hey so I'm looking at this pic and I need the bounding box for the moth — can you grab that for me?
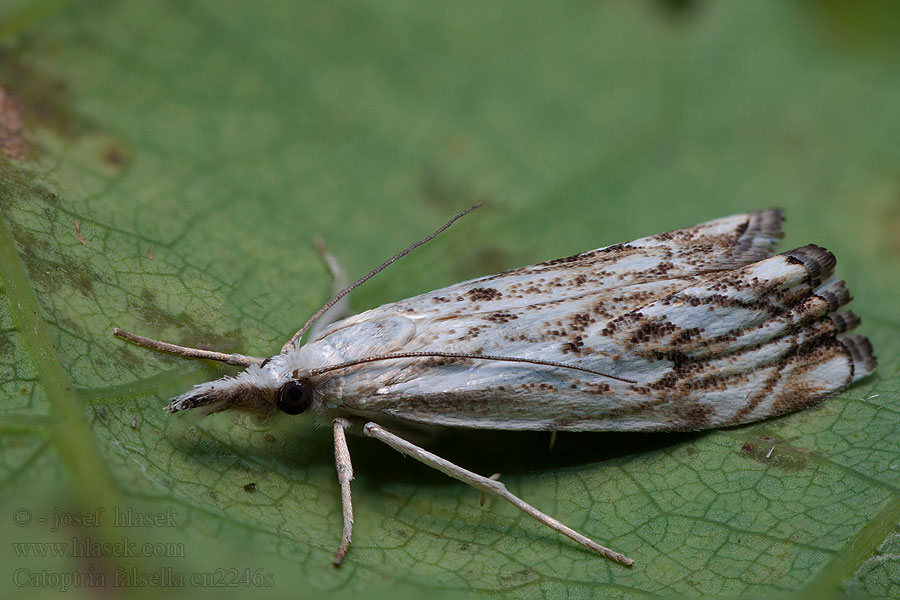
[115,206,876,567]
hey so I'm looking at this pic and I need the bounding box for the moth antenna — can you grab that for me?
[283,204,482,352]
[113,328,263,367]
[311,351,637,384]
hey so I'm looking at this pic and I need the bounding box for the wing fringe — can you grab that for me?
[698,208,784,271]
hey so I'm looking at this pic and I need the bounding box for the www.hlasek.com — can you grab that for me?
[13,536,185,559]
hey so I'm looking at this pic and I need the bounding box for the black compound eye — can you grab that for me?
[276,380,314,415]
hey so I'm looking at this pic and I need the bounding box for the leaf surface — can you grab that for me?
[1,2,899,598]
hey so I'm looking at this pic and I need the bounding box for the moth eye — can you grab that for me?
[276,380,314,415]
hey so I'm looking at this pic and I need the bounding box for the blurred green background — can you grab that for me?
[1,1,899,598]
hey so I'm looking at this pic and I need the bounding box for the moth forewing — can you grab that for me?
[115,207,875,568]
[299,248,874,432]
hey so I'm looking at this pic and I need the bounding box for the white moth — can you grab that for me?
[115,207,876,567]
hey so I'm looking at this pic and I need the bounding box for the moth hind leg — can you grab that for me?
[308,236,355,339]
[362,421,634,566]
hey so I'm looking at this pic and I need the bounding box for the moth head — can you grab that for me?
[166,359,322,420]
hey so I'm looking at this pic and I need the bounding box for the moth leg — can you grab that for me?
[479,473,502,507]
[332,418,355,567]
[308,236,353,340]
[362,422,634,567]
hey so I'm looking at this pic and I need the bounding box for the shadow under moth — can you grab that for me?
[115,206,876,567]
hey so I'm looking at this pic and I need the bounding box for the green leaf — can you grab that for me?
[2,1,899,598]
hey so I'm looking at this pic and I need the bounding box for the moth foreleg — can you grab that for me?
[309,236,353,340]
[332,418,355,567]
[361,422,634,567]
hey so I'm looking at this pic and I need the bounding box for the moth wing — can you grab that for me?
[326,245,874,431]
[303,209,782,344]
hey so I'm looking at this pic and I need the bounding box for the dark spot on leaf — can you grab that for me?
[116,346,146,368]
[126,290,246,357]
[0,46,90,142]
[0,180,104,301]
[0,86,29,160]
[654,0,701,18]
[0,331,14,356]
[738,442,808,472]
[501,569,535,584]
[243,482,257,493]
[101,144,129,167]
[18,249,100,295]
[127,297,193,330]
